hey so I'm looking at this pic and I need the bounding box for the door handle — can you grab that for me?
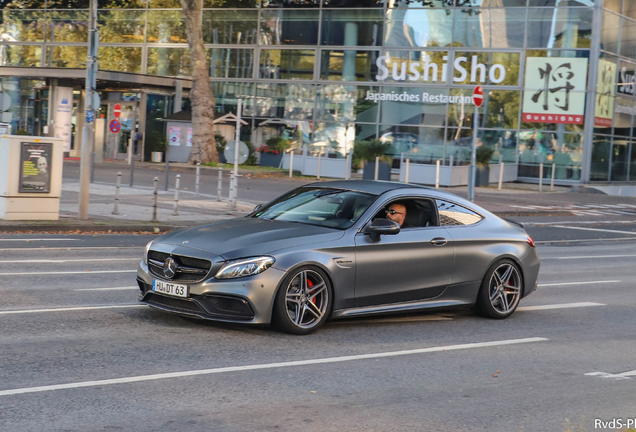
[431,237,447,246]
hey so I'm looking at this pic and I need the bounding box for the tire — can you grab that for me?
[272,266,332,335]
[475,259,523,319]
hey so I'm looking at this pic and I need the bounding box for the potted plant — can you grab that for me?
[146,130,168,163]
[475,146,494,187]
[258,137,288,168]
[353,139,393,181]
[215,131,228,164]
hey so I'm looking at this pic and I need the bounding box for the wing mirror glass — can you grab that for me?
[366,218,400,240]
[253,204,265,213]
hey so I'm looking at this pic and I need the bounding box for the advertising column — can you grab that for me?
[53,87,74,153]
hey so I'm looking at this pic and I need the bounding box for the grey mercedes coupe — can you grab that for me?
[137,180,540,334]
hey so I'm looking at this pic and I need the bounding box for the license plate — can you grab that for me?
[153,280,189,298]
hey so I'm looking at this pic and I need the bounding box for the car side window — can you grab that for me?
[372,199,437,229]
[435,200,483,226]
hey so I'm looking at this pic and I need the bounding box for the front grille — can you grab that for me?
[143,292,205,314]
[148,250,212,283]
[202,295,254,320]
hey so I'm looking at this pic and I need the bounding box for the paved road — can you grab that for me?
[1,220,635,432]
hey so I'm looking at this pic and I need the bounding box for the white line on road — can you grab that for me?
[0,270,137,276]
[552,225,636,235]
[0,238,79,242]
[0,304,144,315]
[517,302,605,311]
[0,337,547,397]
[0,258,139,264]
[548,255,636,260]
[586,369,636,380]
[538,280,621,287]
[535,237,636,244]
[74,286,138,291]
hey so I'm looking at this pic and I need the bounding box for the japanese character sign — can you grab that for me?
[594,59,616,128]
[522,57,588,125]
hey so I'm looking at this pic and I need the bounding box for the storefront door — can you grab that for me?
[105,101,138,160]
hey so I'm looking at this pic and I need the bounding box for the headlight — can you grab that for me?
[215,256,275,280]
[143,241,153,264]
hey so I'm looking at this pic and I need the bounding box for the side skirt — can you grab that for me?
[332,299,471,319]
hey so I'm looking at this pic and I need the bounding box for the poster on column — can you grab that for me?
[19,142,53,193]
[53,87,73,152]
[187,128,192,147]
[594,59,616,127]
[169,126,181,146]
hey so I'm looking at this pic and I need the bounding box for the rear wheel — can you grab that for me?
[475,259,522,319]
[272,267,332,335]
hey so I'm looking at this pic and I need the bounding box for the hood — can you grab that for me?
[159,218,345,259]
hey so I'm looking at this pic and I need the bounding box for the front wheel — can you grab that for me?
[475,259,522,319]
[272,267,332,335]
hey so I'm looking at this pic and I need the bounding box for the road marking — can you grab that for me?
[0,337,547,397]
[524,220,636,226]
[0,258,139,264]
[0,304,144,315]
[550,255,636,259]
[538,280,621,287]
[0,247,143,251]
[74,286,139,292]
[0,238,79,242]
[517,302,605,311]
[586,370,636,380]
[0,270,137,276]
[552,226,636,235]
[535,237,636,244]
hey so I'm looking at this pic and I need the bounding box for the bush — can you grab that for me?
[214,131,227,154]
[15,129,28,136]
[258,136,289,154]
[353,139,392,164]
[476,146,495,166]
[145,131,168,153]
[244,141,257,166]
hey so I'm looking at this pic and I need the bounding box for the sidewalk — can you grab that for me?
[1,174,633,233]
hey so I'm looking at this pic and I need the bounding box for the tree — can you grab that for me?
[180,0,218,164]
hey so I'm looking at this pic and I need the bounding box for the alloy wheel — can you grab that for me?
[284,270,329,329]
[488,263,521,314]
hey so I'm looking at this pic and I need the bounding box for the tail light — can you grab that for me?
[527,237,535,248]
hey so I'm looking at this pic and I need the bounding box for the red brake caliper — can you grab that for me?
[307,279,316,303]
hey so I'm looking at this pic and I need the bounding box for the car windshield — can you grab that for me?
[252,188,377,230]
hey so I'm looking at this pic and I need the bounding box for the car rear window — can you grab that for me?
[435,200,483,226]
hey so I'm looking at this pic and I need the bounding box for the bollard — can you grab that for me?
[405,159,410,184]
[498,162,504,190]
[151,177,159,222]
[217,167,223,202]
[195,162,200,197]
[539,163,544,192]
[374,156,379,180]
[435,159,441,189]
[172,174,181,216]
[164,159,170,191]
[228,172,235,209]
[317,151,322,180]
[449,155,454,167]
[550,163,556,191]
[112,172,122,215]
[345,151,350,180]
[289,151,294,178]
[90,151,95,184]
[129,155,135,187]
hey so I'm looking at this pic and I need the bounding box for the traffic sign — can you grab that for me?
[113,103,121,118]
[224,140,249,165]
[109,119,121,133]
[473,86,483,107]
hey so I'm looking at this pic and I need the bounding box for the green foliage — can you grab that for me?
[244,141,257,166]
[15,129,28,135]
[353,139,392,164]
[214,131,227,154]
[476,146,495,166]
[265,136,289,153]
[146,130,168,153]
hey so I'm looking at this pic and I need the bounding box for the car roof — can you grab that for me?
[304,180,431,195]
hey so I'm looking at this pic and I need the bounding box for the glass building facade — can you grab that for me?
[0,0,631,183]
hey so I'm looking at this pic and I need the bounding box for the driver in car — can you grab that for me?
[385,203,408,228]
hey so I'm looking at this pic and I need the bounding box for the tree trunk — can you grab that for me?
[180,0,218,164]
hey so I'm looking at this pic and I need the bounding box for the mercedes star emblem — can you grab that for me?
[163,257,177,279]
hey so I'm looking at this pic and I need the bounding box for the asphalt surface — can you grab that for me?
[1,218,636,432]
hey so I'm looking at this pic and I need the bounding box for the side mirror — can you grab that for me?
[365,218,400,241]
[253,204,265,213]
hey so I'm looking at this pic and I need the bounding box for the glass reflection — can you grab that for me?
[320,50,379,81]
[211,82,254,116]
[46,45,86,67]
[527,8,592,49]
[519,131,582,180]
[99,46,142,73]
[379,86,447,127]
[209,48,255,79]
[203,10,258,45]
[255,83,315,119]
[316,85,379,123]
[380,125,445,165]
[454,8,525,49]
[147,11,187,43]
[98,10,145,43]
[380,50,449,84]
[385,8,453,48]
[0,10,44,42]
[260,10,319,45]
[321,9,383,46]
[259,49,315,80]
[147,47,191,76]
[611,139,629,181]
[261,0,320,7]
[590,135,611,181]
[0,45,40,66]
[47,10,88,43]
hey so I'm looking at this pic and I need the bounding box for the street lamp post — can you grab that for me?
[78,0,98,220]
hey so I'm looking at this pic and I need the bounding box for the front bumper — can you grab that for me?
[137,260,286,324]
